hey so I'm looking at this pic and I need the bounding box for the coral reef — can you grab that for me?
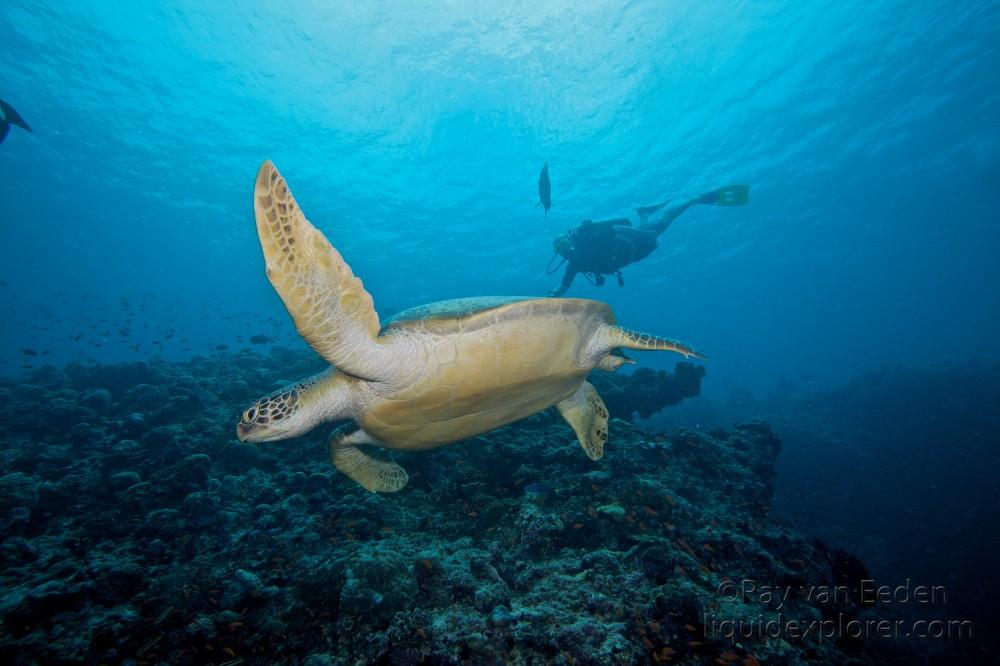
[661,362,1000,663]
[590,362,706,422]
[0,350,886,664]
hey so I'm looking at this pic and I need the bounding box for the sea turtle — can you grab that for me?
[237,161,704,492]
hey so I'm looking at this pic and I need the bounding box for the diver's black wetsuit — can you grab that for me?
[549,197,704,297]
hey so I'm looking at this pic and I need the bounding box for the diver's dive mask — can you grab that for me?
[553,234,573,259]
[547,234,574,275]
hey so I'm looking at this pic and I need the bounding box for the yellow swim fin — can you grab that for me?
[709,184,750,206]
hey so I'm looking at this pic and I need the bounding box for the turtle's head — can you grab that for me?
[236,370,350,442]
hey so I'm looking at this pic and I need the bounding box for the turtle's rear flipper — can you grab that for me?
[604,325,706,360]
[330,430,408,492]
[556,381,609,461]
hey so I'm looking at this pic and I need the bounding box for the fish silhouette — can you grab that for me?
[536,162,551,215]
[0,99,32,146]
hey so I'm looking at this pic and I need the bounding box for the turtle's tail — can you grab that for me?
[601,325,706,360]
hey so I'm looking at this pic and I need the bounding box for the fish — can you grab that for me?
[20,348,38,356]
[249,334,273,345]
[0,99,32,146]
[536,162,551,215]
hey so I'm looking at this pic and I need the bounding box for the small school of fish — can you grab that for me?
[2,287,300,371]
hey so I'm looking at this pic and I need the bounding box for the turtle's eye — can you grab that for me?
[243,406,258,423]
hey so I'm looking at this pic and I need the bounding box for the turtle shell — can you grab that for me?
[362,297,615,449]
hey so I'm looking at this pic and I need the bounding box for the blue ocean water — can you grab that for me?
[2,1,998,396]
[2,2,1000,663]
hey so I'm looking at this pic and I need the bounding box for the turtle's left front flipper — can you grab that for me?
[253,161,392,382]
[329,427,409,493]
[556,381,609,461]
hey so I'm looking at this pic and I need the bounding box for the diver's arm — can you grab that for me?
[549,264,578,297]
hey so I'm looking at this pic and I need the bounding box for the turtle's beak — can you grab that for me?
[236,423,252,441]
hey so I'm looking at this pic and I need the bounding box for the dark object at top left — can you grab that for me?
[0,99,32,146]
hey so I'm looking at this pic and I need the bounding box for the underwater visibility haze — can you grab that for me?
[1,1,999,664]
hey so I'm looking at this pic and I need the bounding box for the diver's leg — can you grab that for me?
[644,186,748,235]
[613,226,659,263]
[643,198,702,236]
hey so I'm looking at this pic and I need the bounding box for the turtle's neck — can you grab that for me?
[295,368,359,426]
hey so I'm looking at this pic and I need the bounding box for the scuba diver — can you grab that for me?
[546,185,750,296]
[0,99,31,146]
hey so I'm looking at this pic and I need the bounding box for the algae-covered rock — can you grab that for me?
[0,473,40,536]
[78,388,113,410]
[340,548,417,616]
[515,502,564,554]
[596,503,627,522]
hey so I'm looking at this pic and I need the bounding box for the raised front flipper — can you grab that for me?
[329,427,409,493]
[254,161,390,381]
[556,382,609,461]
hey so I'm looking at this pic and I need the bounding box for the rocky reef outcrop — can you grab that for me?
[0,349,885,664]
[590,362,706,422]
